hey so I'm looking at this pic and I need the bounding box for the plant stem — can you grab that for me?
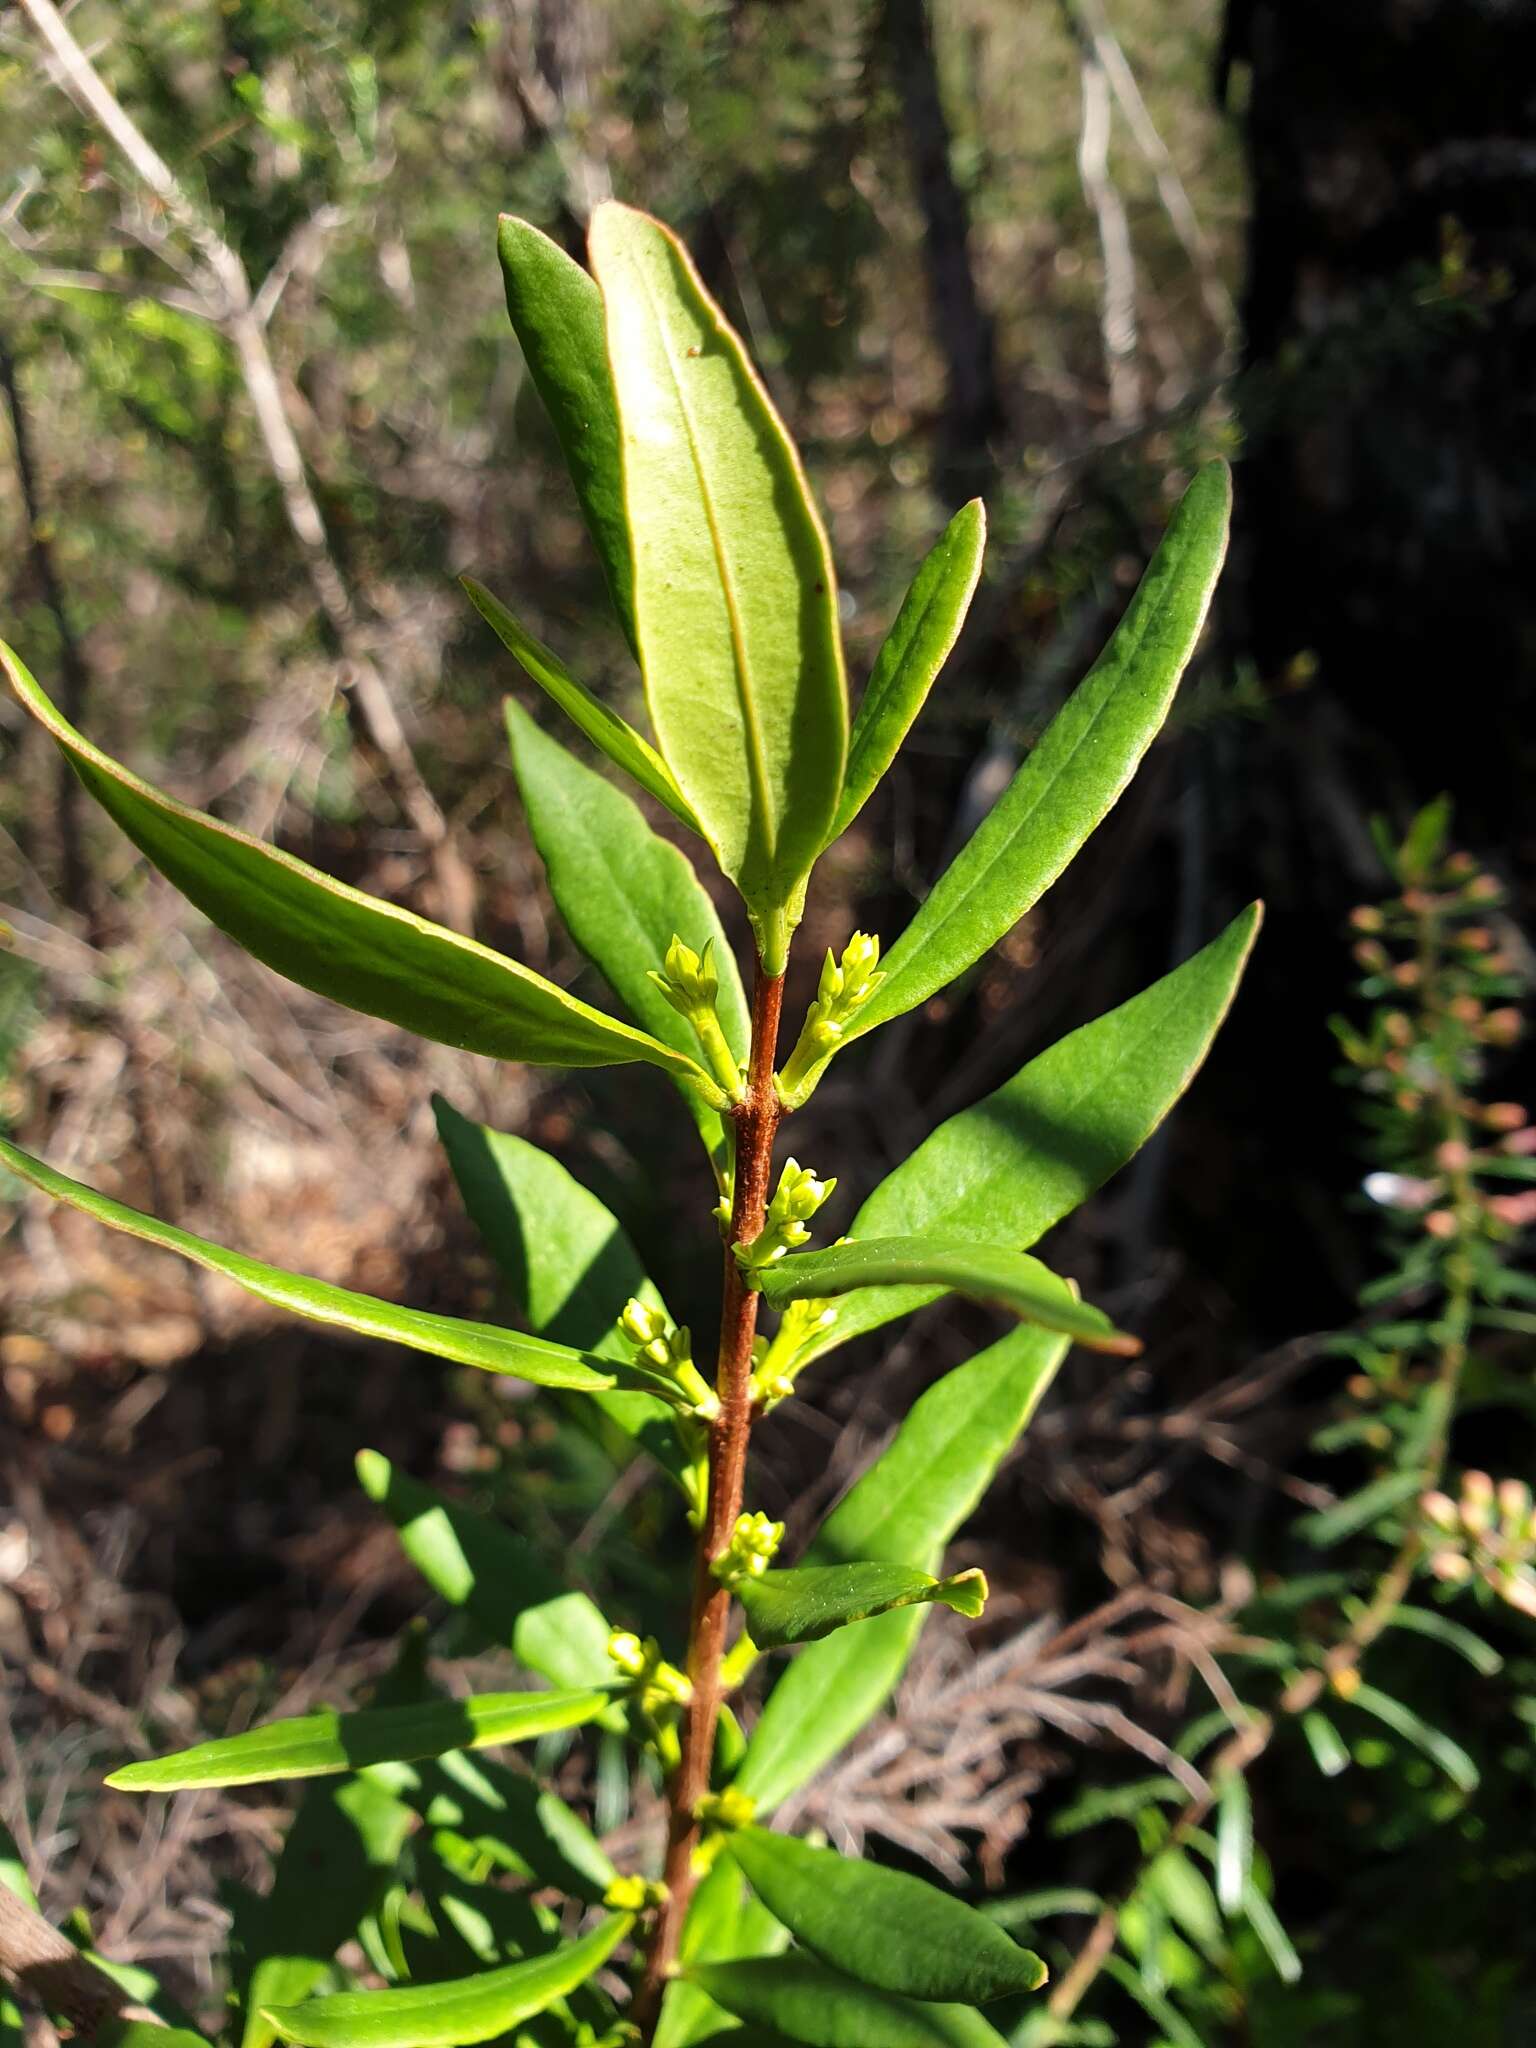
[635,961,784,2035]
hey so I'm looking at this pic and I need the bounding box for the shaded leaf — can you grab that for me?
[1377,1605,1502,1675]
[590,202,846,969]
[654,1855,790,2048]
[262,1913,632,2048]
[0,1140,640,1397]
[839,464,1231,1041]
[1298,1711,1350,1780]
[1297,1471,1424,1549]
[799,905,1261,1367]
[505,700,746,1154]
[496,215,634,651]
[410,1748,615,1904]
[463,578,697,831]
[831,500,985,840]
[1240,1884,1302,1984]
[239,1775,414,2048]
[738,1324,1067,1810]
[687,1956,1009,2047]
[1347,1684,1478,1793]
[728,1827,1046,2004]
[754,1238,1139,1356]
[354,1452,615,1690]
[430,1103,690,1492]
[107,1690,611,1792]
[1,643,711,1086]
[735,1561,986,1649]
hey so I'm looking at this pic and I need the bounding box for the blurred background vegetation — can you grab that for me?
[1,2,1534,2042]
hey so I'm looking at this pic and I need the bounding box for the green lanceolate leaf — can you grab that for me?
[735,1561,986,1650]
[728,1828,1046,2006]
[0,1139,646,1397]
[754,1237,1140,1356]
[831,499,986,842]
[430,1101,691,1493]
[1,643,712,1088]
[106,1690,612,1793]
[410,1749,616,1904]
[800,902,1261,1367]
[462,579,699,831]
[505,700,747,1150]
[240,1775,414,2048]
[654,1856,791,2048]
[496,215,635,651]
[354,1452,615,1690]
[262,1913,632,2048]
[589,202,847,970]
[840,463,1232,1042]
[686,1957,1008,2048]
[1347,1685,1478,1794]
[737,1323,1068,1809]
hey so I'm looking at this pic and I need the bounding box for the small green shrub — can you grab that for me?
[0,206,1249,2048]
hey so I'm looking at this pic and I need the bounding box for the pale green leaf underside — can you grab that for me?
[729,1827,1047,2005]
[106,1689,611,1792]
[735,1561,986,1650]
[737,1323,1068,1809]
[262,1913,632,2048]
[801,901,1262,1367]
[1,641,709,1085]
[354,1451,616,1693]
[462,577,698,830]
[686,1956,1009,2048]
[844,461,1232,1040]
[590,202,846,966]
[431,1100,691,1494]
[496,214,636,653]
[754,1236,1139,1355]
[832,498,986,841]
[504,699,745,1160]
[0,1138,639,1396]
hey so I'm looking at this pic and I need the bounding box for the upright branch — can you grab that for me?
[0,1883,158,2037]
[637,961,784,2029]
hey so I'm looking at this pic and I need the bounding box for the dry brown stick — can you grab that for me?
[634,964,785,2037]
[14,0,474,936]
[0,1883,159,2036]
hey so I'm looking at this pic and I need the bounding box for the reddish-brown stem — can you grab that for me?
[634,962,784,2035]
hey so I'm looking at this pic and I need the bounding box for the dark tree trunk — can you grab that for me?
[878,0,1004,506]
[1224,0,1536,836]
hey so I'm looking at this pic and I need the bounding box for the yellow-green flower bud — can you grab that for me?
[694,1786,756,1832]
[737,1159,838,1271]
[603,1873,668,1914]
[777,933,886,1107]
[607,1629,648,1677]
[713,1510,783,1585]
[647,935,743,1101]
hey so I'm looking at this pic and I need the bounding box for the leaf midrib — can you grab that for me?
[627,250,777,863]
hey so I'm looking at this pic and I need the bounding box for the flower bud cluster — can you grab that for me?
[1421,1472,1536,1617]
[607,1629,693,1710]
[615,1298,719,1419]
[777,932,885,1106]
[735,1158,836,1272]
[648,934,744,1102]
[712,1510,784,1586]
[750,1292,838,1410]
